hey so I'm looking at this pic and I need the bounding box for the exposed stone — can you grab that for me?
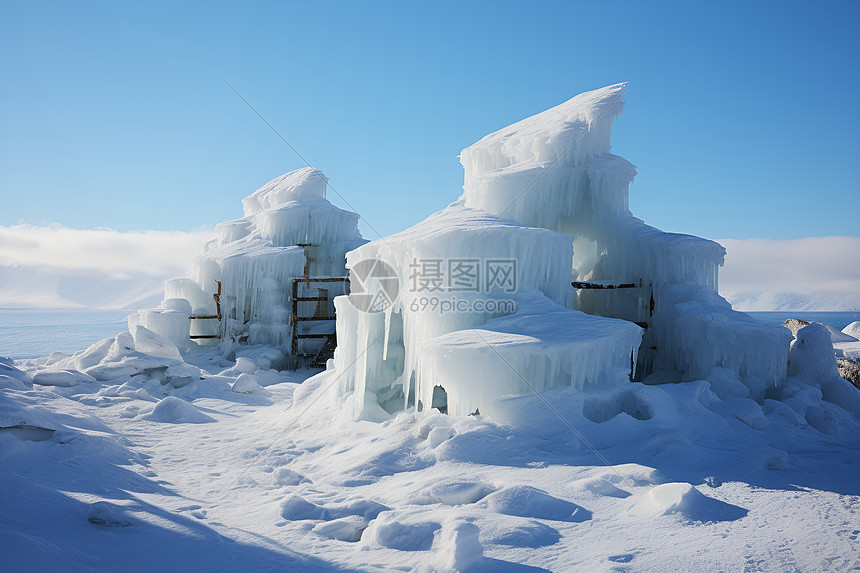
[782,318,810,338]
[837,358,860,390]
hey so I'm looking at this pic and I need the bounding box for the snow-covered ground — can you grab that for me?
[4,82,859,573]
[3,336,859,572]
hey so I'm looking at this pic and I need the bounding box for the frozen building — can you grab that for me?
[130,167,366,365]
[334,82,791,421]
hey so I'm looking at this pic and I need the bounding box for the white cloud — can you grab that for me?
[718,236,860,310]
[0,224,213,276]
[2,224,857,311]
[0,224,214,309]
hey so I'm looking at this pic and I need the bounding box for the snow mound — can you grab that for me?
[0,358,31,385]
[233,357,258,374]
[0,373,31,390]
[279,494,387,522]
[231,373,266,394]
[272,467,309,486]
[843,321,860,340]
[582,387,653,423]
[484,486,591,522]
[434,520,483,572]
[632,483,747,522]
[279,495,329,520]
[574,477,631,498]
[32,369,96,387]
[311,516,367,542]
[44,331,203,387]
[487,520,561,548]
[87,501,133,527]
[427,481,495,505]
[362,513,440,551]
[142,396,214,424]
[788,323,841,383]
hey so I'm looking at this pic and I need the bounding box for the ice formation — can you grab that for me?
[130,167,366,364]
[333,82,792,420]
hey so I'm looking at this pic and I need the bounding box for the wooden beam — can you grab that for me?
[572,281,638,290]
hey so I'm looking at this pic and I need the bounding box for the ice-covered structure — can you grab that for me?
[130,167,366,364]
[334,82,792,420]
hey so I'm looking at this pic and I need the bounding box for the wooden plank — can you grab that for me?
[572,281,638,289]
[291,279,299,356]
[297,277,349,283]
[310,332,337,368]
[291,276,348,357]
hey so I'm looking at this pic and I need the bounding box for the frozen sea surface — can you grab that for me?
[0,309,133,359]
[746,311,860,331]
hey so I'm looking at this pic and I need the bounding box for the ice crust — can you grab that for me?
[334,83,793,420]
[134,167,365,358]
[333,202,590,420]
[416,295,642,417]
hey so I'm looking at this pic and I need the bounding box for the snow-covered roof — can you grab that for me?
[461,82,627,178]
[242,167,329,216]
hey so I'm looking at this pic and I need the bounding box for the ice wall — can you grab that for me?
[650,284,792,398]
[417,294,642,417]
[333,201,643,421]
[128,298,193,354]
[460,83,788,386]
[138,167,365,359]
[333,82,793,421]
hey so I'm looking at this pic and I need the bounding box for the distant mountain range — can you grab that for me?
[722,291,860,312]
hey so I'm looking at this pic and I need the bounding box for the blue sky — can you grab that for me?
[1,0,858,242]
